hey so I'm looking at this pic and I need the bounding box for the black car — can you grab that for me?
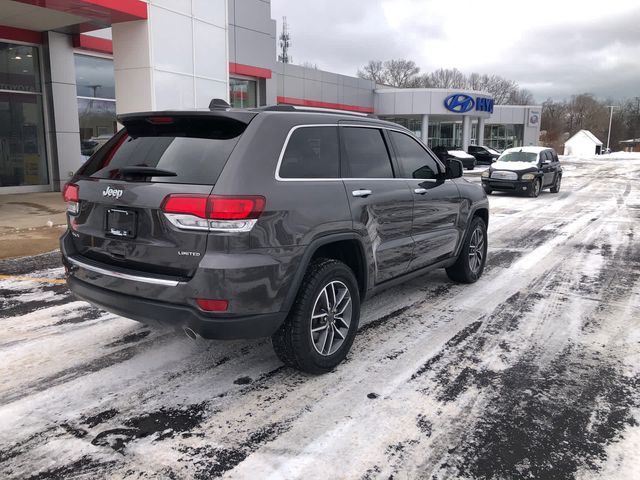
[468,145,500,165]
[481,146,562,197]
[431,146,477,170]
[61,101,489,373]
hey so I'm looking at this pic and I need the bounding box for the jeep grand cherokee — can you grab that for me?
[61,102,489,373]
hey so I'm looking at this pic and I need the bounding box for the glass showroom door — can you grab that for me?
[0,41,48,189]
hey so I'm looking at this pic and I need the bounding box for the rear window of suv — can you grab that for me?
[77,116,246,185]
[279,126,339,178]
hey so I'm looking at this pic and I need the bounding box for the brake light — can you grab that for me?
[62,183,79,202]
[161,194,265,232]
[63,183,79,215]
[162,195,208,218]
[162,195,265,219]
[196,299,229,312]
[146,116,174,124]
[209,196,266,220]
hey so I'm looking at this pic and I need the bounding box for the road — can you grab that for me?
[1,157,639,479]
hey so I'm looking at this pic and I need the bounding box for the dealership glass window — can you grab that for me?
[75,54,117,158]
[229,78,257,108]
[0,42,48,187]
[74,54,115,99]
[427,122,462,148]
[484,124,524,150]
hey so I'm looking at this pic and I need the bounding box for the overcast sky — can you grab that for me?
[271,0,640,102]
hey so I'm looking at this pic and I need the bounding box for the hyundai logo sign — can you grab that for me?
[444,94,475,113]
[444,94,494,114]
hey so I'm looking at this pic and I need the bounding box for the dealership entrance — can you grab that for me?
[0,41,48,192]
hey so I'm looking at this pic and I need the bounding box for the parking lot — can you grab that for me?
[1,156,639,479]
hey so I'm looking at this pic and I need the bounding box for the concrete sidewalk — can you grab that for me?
[0,192,67,260]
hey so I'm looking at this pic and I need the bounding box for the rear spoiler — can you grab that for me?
[117,110,258,140]
[117,109,257,126]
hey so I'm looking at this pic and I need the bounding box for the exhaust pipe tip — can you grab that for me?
[183,327,199,340]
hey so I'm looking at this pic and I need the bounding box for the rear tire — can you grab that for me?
[271,258,360,374]
[529,178,542,197]
[446,216,487,284]
[550,175,561,193]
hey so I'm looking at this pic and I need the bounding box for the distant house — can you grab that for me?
[563,130,604,156]
[619,138,640,152]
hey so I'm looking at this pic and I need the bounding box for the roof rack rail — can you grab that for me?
[259,104,375,118]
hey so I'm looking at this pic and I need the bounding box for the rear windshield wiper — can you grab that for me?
[117,166,177,177]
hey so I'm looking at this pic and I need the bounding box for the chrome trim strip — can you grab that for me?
[68,256,181,286]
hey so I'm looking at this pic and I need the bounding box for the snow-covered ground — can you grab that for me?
[1,157,639,479]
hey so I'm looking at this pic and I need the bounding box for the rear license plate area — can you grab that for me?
[106,208,137,238]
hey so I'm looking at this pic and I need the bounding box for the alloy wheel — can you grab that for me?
[310,280,352,356]
[468,227,485,274]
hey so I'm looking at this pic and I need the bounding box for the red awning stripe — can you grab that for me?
[13,0,147,26]
[277,96,375,114]
[229,63,272,79]
[0,26,43,44]
[73,34,113,54]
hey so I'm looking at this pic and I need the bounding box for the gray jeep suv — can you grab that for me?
[61,102,489,373]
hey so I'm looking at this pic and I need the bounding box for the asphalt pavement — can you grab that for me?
[1,157,639,479]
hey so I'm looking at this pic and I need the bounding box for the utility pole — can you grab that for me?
[606,105,616,152]
[278,17,291,64]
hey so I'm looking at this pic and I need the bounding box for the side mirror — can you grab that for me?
[445,159,463,179]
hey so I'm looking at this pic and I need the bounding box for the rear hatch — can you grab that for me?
[67,111,256,278]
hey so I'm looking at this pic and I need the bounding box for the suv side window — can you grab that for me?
[469,146,479,152]
[279,126,339,178]
[389,130,439,180]
[341,127,394,178]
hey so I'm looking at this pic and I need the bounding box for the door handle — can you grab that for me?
[352,189,372,197]
[414,188,428,195]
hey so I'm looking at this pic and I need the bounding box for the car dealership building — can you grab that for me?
[0,0,541,194]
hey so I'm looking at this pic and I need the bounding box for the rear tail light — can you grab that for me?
[62,183,79,215]
[196,298,229,312]
[161,194,265,232]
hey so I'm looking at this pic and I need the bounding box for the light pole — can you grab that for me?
[606,105,616,152]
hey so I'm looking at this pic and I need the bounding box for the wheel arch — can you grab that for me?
[282,233,369,314]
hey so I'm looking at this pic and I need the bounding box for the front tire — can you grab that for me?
[271,258,360,374]
[446,216,487,284]
[529,178,542,197]
[483,185,492,195]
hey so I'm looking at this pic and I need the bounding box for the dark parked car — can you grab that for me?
[481,146,562,197]
[61,102,489,373]
[468,145,500,164]
[432,146,477,170]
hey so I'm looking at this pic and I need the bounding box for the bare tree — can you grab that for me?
[357,59,420,87]
[357,60,387,85]
[426,68,466,89]
[384,59,420,87]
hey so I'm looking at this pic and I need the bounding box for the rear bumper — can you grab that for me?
[67,275,286,339]
[60,229,299,339]
[482,178,533,192]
